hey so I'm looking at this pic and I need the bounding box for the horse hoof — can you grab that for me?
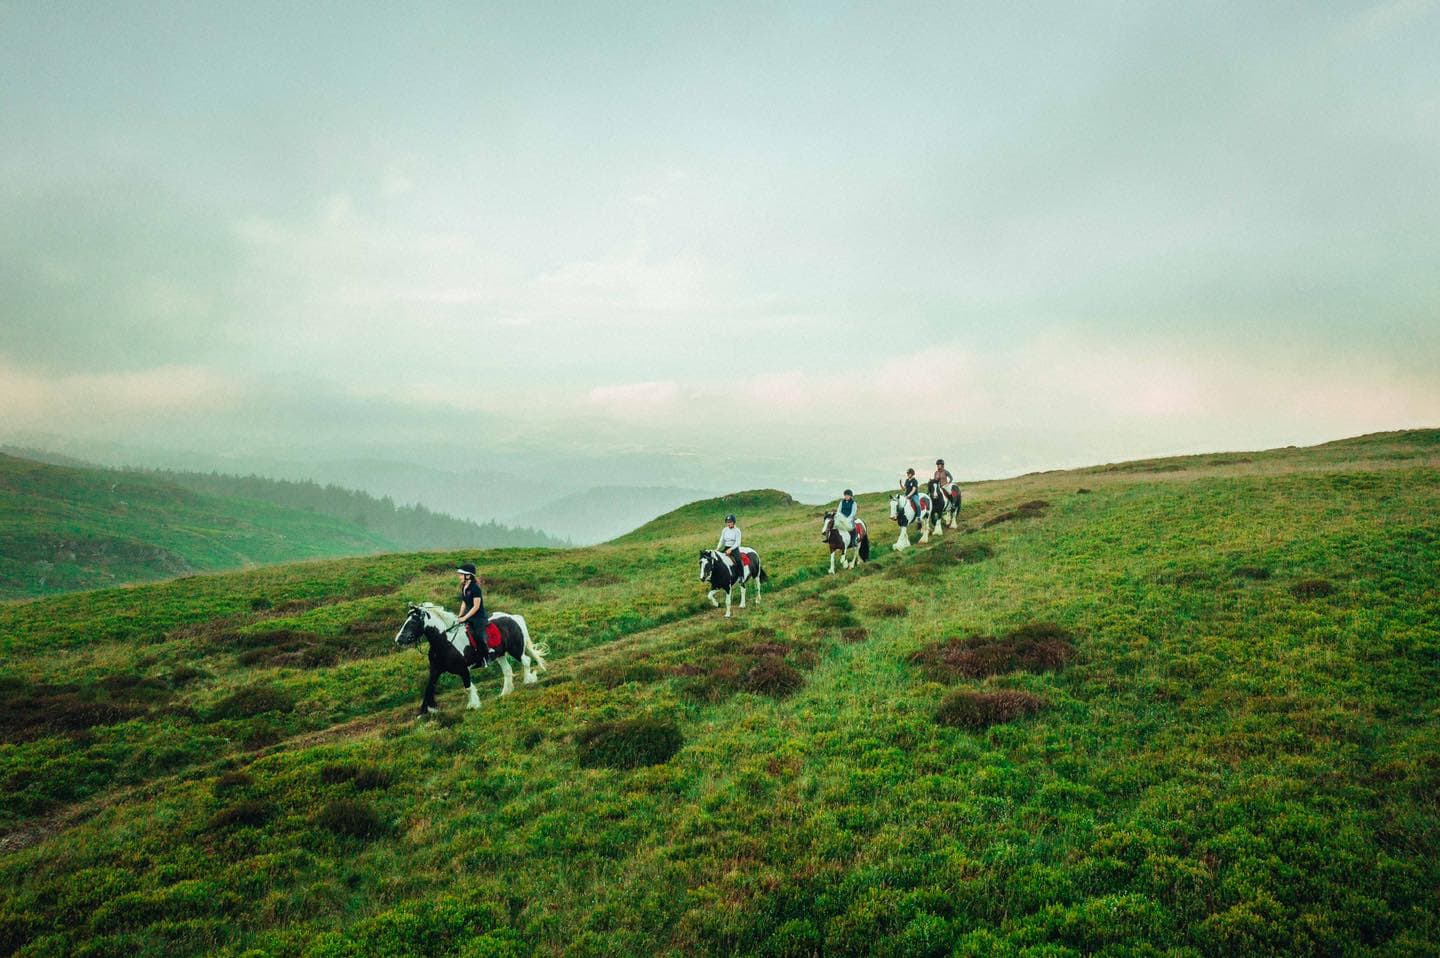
[466,701,480,710]
[426,707,439,715]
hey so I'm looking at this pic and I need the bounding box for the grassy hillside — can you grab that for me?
[0,431,1437,956]
[0,454,561,600]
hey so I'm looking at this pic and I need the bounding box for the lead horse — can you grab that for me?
[928,479,962,532]
[821,511,870,573]
[699,548,769,617]
[393,603,548,715]
[889,493,932,550]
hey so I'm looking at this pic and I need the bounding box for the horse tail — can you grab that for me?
[858,534,870,562]
[513,614,549,672]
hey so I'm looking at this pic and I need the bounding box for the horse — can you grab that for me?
[821,511,870,573]
[888,492,932,550]
[928,479,962,532]
[392,602,549,715]
[699,548,769,617]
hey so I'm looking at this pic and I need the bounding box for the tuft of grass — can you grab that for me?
[314,798,386,838]
[1234,565,1272,580]
[869,602,909,618]
[207,799,272,831]
[587,659,664,688]
[911,623,1077,682]
[1290,578,1337,600]
[213,770,252,794]
[742,656,805,698]
[840,627,870,644]
[206,684,295,720]
[982,499,1050,527]
[319,762,392,791]
[935,689,1048,729]
[955,542,995,564]
[576,717,684,770]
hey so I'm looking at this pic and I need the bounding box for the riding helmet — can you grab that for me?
[843,489,853,496]
[936,459,945,465]
[725,514,736,522]
[456,563,478,577]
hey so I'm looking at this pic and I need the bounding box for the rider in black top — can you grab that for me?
[456,563,488,654]
[902,468,921,513]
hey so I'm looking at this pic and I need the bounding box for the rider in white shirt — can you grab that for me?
[836,490,858,531]
[716,514,742,563]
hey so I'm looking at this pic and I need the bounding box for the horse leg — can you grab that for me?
[708,589,721,608]
[724,588,732,618]
[461,667,481,710]
[829,549,837,574]
[738,584,747,609]
[499,657,515,695]
[932,513,944,537]
[421,665,442,715]
[521,653,537,685]
[919,517,931,543]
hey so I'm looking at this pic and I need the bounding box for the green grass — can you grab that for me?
[0,431,1437,956]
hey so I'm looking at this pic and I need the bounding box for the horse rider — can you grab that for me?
[455,562,489,654]
[933,459,954,501]
[836,489,859,532]
[902,468,921,514]
[717,514,744,567]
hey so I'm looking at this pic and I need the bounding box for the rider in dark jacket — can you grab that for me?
[902,469,921,513]
[456,563,489,654]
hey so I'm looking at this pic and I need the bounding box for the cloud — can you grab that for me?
[586,380,682,417]
[0,360,241,432]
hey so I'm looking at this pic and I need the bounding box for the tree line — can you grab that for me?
[131,468,569,551]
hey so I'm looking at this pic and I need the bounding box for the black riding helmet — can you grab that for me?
[843,489,853,496]
[936,459,945,465]
[725,514,736,522]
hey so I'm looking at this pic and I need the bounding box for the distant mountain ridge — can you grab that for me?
[0,452,564,599]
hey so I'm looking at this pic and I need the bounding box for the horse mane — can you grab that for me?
[418,602,457,626]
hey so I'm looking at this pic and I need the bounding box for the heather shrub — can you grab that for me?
[935,690,1047,729]
[576,717,684,770]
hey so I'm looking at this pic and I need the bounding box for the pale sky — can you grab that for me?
[3,1,1438,503]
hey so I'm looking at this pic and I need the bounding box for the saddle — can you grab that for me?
[467,620,504,651]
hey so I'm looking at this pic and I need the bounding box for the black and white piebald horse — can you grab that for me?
[393,603,548,715]
[821,511,870,573]
[928,479,962,532]
[698,548,769,617]
[889,492,933,550]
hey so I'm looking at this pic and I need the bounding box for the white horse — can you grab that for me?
[393,603,548,713]
[889,493,932,550]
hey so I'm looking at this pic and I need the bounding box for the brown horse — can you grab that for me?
[821,511,870,573]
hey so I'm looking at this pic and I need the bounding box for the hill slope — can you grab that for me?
[0,430,1437,956]
[0,453,561,600]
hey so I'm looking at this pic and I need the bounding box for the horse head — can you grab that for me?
[889,494,902,520]
[820,511,835,539]
[394,603,427,649]
[698,550,714,582]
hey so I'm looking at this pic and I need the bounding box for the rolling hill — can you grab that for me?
[0,430,1437,956]
[0,453,562,600]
